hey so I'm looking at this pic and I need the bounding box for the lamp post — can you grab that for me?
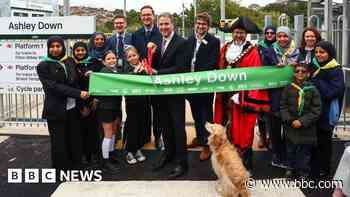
[63,0,70,16]
[193,0,197,19]
[123,0,126,17]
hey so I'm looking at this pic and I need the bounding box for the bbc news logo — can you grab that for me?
[8,169,102,183]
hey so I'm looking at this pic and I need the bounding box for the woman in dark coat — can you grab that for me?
[36,36,89,171]
[262,26,300,169]
[72,41,102,165]
[257,26,276,148]
[310,41,345,178]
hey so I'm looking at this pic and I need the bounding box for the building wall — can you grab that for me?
[0,0,11,17]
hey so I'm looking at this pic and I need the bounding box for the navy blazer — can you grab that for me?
[106,32,132,58]
[131,26,162,60]
[106,32,132,71]
[185,33,220,72]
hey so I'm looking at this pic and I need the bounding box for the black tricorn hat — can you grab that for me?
[219,16,261,34]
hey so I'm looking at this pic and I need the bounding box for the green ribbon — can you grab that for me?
[89,65,294,96]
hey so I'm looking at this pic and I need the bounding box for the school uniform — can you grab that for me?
[122,64,148,154]
[36,36,83,170]
[96,66,122,123]
[75,54,103,162]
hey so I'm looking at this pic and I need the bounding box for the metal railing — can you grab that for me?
[0,93,46,127]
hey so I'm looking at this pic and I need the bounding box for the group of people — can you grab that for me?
[255,25,345,179]
[36,4,345,180]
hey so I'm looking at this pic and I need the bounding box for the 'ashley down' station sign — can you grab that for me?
[0,16,95,94]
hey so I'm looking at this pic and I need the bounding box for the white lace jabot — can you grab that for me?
[225,42,246,63]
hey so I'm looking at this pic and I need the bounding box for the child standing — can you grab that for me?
[97,50,122,173]
[122,46,148,165]
[72,41,102,166]
[280,64,321,178]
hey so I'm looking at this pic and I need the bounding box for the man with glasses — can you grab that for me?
[106,15,132,69]
[132,5,163,149]
[185,12,220,161]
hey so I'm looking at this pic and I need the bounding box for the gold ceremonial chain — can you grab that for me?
[226,42,254,68]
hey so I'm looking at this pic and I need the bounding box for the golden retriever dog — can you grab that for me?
[206,123,250,197]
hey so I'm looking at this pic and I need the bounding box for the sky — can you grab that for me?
[57,0,277,13]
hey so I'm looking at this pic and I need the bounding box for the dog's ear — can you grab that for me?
[205,122,214,134]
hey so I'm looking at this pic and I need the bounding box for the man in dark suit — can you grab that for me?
[149,13,188,179]
[185,12,220,161]
[131,5,163,148]
[106,14,132,70]
[132,5,162,60]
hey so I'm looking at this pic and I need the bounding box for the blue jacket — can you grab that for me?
[311,66,345,131]
[106,32,132,58]
[106,32,132,70]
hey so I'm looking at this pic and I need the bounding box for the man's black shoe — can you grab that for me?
[101,159,119,174]
[168,165,188,179]
[152,153,172,171]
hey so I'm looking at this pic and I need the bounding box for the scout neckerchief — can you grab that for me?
[73,56,92,65]
[258,39,274,50]
[291,82,314,116]
[311,58,339,77]
[272,40,296,64]
[43,55,69,77]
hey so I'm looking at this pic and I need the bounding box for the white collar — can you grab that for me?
[115,31,125,38]
[163,31,174,43]
[144,26,154,32]
[226,41,246,63]
[232,40,246,47]
[195,32,207,41]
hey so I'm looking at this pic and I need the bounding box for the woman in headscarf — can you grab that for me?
[310,41,345,178]
[72,41,102,166]
[36,36,89,171]
[214,16,270,175]
[257,26,276,149]
[262,26,300,169]
[88,32,109,61]
[258,26,276,61]
[297,27,321,66]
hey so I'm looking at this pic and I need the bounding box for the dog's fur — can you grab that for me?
[206,123,250,197]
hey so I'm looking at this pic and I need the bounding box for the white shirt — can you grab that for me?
[144,26,153,33]
[57,61,76,110]
[162,31,175,53]
[66,98,76,110]
[191,33,207,71]
[225,41,246,63]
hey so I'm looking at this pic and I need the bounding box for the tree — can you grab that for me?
[248,4,261,10]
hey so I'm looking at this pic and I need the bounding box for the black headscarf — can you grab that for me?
[316,41,336,61]
[88,32,108,61]
[264,26,276,43]
[73,41,89,61]
[47,36,66,60]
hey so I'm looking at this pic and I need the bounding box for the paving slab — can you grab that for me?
[51,180,305,197]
